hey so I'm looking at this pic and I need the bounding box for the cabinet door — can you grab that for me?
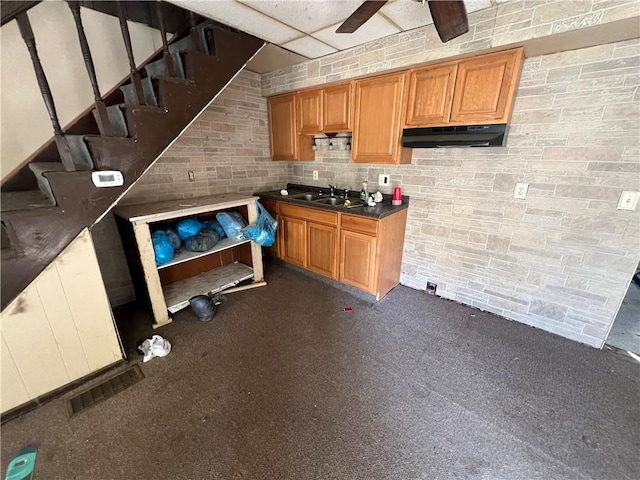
[339,230,377,293]
[449,49,524,124]
[352,73,409,164]
[405,64,457,126]
[268,94,297,160]
[323,83,351,132]
[307,222,337,279]
[298,89,322,134]
[280,216,307,267]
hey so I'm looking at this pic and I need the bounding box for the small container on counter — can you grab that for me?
[392,187,403,206]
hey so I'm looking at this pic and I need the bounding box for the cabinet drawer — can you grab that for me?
[341,214,378,235]
[279,203,338,226]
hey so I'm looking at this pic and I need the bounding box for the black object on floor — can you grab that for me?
[66,365,144,418]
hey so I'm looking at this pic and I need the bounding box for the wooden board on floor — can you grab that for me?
[163,262,254,313]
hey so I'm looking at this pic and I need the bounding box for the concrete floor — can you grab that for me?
[2,261,639,480]
[606,281,640,355]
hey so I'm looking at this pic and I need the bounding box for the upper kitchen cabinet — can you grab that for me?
[297,83,352,134]
[322,83,352,132]
[352,73,411,164]
[449,48,524,125]
[297,89,322,134]
[268,93,314,161]
[406,63,458,127]
[405,47,524,127]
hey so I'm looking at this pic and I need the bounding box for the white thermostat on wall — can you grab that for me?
[91,170,124,187]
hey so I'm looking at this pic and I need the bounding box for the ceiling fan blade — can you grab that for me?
[428,0,469,43]
[336,1,388,34]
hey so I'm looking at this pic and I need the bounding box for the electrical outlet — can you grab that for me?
[426,282,437,295]
[378,174,390,186]
[617,191,639,210]
[513,183,528,199]
[188,170,195,182]
[312,170,319,180]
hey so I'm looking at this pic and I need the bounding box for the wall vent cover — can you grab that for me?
[66,365,144,417]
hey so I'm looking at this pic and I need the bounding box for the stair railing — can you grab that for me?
[15,11,77,171]
[189,12,202,52]
[116,0,146,105]
[68,1,114,137]
[155,1,175,77]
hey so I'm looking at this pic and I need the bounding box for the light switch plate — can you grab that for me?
[617,191,639,210]
[379,174,390,186]
[513,183,529,199]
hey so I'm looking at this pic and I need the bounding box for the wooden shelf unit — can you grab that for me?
[115,193,265,328]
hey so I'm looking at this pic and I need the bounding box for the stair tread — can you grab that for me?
[28,162,66,174]
[82,135,136,144]
[1,190,55,213]
[118,104,166,113]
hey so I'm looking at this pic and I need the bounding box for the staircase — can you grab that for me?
[0,2,264,310]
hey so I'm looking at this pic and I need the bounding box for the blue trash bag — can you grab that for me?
[164,226,182,250]
[176,217,202,241]
[216,211,248,239]
[201,219,226,239]
[241,201,277,247]
[151,231,174,265]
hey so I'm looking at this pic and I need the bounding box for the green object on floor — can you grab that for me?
[5,444,37,480]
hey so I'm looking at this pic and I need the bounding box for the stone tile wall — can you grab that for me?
[284,40,640,348]
[91,70,287,306]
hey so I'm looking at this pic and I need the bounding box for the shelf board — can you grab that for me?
[158,237,251,270]
[163,262,254,313]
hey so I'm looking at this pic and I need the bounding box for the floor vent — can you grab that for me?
[66,365,144,417]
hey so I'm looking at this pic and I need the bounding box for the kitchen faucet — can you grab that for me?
[328,184,336,197]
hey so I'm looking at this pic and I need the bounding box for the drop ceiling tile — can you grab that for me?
[282,35,337,58]
[168,0,302,44]
[380,1,434,31]
[240,0,362,34]
[246,43,309,73]
[313,15,401,50]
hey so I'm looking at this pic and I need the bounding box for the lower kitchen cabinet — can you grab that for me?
[278,203,338,277]
[307,222,338,278]
[260,198,407,299]
[339,229,377,292]
[280,216,306,267]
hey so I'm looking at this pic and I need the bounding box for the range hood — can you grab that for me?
[402,124,507,148]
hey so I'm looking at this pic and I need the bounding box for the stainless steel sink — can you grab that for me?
[289,192,322,202]
[313,197,341,206]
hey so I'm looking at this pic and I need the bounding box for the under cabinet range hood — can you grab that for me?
[402,124,507,148]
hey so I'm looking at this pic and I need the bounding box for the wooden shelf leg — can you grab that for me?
[132,222,172,328]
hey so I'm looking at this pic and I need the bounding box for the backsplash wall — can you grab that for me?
[286,42,640,348]
[91,70,288,306]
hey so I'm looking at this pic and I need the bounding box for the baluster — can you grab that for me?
[68,1,113,136]
[116,1,145,105]
[15,12,76,171]
[155,1,174,76]
[189,12,201,52]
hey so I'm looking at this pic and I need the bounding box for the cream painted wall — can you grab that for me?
[0,1,163,178]
[1,228,123,413]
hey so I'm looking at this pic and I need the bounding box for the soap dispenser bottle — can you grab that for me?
[359,180,368,204]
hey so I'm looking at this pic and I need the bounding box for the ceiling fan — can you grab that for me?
[336,0,469,43]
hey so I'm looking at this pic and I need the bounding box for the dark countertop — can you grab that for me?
[255,183,409,220]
